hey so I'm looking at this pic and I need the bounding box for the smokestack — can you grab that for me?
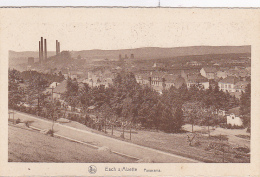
[58,42,60,54]
[39,41,41,63]
[40,37,43,64]
[56,40,58,55]
[44,39,47,61]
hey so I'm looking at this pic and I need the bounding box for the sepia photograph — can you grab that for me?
[1,7,260,176]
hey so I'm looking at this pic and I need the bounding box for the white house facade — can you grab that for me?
[227,113,243,126]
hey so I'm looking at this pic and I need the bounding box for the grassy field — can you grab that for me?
[64,121,250,163]
[8,125,134,163]
[9,111,250,163]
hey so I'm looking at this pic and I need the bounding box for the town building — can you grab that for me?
[218,76,240,93]
[216,70,228,79]
[234,81,249,93]
[186,61,202,66]
[86,69,114,88]
[186,74,209,89]
[52,80,67,99]
[136,72,186,93]
[200,67,217,80]
[226,107,243,126]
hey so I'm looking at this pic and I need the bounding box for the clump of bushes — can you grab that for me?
[225,124,244,129]
[15,118,21,124]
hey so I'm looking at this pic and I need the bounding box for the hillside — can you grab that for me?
[8,125,134,163]
[71,46,251,60]
[9,45,251,67]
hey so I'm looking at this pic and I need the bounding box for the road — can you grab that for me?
[12,110,200,163]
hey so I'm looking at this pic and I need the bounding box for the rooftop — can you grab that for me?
[187,74,208,83]
[226,107,240,116]
[219,76,240,84]
[202,67,218,73]
[53,80,67,94]
[234,81,249,90]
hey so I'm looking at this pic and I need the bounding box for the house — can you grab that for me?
[87,69,114,88]
[44,82,61,100]
[234,81,249,93]
[135,73,149,85]
[218,76,240,93]
[200,67,218,80]
[216,70,228,79]
[164,75,186,89]
[226,107,243,126]
[186,74,209,89]
[52,80,67,99]
[152,62,165,68]
[136,72,186,93]
[186,61,202,66]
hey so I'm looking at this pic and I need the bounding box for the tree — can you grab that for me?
[8,69,24,109]
[25,74,48,115]
[178,83,189,103]
[99,102,114,133]
[45,100,60,136]
[77,55,82,59]
[240,83,251,128]
[160,106,174,133]
[173,106,184,132]
[183,101,202,132]
[121,97,134,138]
[65,78,79,111]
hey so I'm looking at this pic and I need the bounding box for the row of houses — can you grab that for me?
[200,66,250,81]
[135,69,250,96]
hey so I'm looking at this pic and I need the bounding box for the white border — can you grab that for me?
[0,0,259,7]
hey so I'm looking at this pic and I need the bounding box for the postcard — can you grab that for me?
[0,8,259,176]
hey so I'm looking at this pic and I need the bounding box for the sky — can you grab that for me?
[0,8,259,52]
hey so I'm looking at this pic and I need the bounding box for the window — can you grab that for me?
[228,85,231,88]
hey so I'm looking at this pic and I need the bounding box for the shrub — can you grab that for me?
[225,123,244,129]
[16,118,21,124]
[194,141,201,146]
[247,126,251,133]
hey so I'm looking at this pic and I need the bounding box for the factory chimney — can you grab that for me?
[56,40,58,55]
[39,41,41,63]
[40,37,43,64]
[44,39,47,61]
[58,42,60,54]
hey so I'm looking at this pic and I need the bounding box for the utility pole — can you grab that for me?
[208,116,210,137]
[111,122,114,135]
[130,122,132,140]
[104,115,107,133]
[51,87,54,102]
[122,117,125,139]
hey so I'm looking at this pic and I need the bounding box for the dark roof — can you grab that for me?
[234,81,249,89]
[174,76,186,88]
[202,67,217,73]
[226,107,240,116]
[219,76,240,84]
[53,80,67,94]
[187,74,208,83]
[230,92,242,99]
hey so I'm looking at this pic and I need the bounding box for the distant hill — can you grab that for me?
[70,46,251,60]
[9,50,56,59]
[9,45,251,66]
